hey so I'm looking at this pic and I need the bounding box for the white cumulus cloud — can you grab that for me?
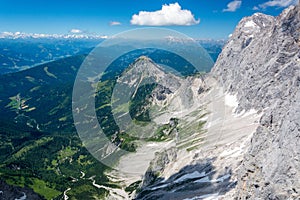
[223,1,242,12]
[253,6,260,10]
[110,21,121,26]
[69,29,82,34]
[257,0,297,9]
[130,3,200,26]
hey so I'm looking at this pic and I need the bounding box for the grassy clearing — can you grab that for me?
[6,94,20,110]
[30,178,61,199]
[30,86,41,92]
[77,155,93,166]
[58,146,78,162]
[44,66,57,79]
[25,76,36,83]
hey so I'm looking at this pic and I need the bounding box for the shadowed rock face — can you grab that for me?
[0,180,43,200]
[136,159,235,200]
[212,3,300,199]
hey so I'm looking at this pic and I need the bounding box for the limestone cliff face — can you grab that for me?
[212,4,300,199]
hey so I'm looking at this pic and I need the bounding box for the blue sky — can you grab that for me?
[0,0,297,39]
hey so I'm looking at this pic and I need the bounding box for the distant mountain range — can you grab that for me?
[0,31,108,40]
[0,38,101,74]
[0,37,224,75]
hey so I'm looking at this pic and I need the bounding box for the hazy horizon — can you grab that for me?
[1,0,297,39]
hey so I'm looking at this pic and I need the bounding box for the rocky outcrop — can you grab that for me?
[212,3,300,199]
[141,147,177,187]
[0,180,43,200]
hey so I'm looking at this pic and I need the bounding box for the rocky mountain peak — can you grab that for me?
[135,55,152,62]
[119,55,182,93]
[225,13,275,56]
[212,3,300,199]
[277,3,298,21]
[239,13,274,34]
[130,56,155,69]
[276,3,300,43]
[124,56,163,77]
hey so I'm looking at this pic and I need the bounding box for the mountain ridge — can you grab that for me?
[212,3,300,199]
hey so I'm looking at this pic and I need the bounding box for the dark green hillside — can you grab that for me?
[0,55,112,199]
[0,119,110,199]
[0,55,85,132]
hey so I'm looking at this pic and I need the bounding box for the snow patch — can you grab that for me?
[149,183,170,190]
[234,108,257,118]
[194,176,210,183]
[219,132,255,159]
[215,174,231,182]
[174,171,206,183]
[183,193,219,200]
[225,93,238,108]
[244,20,257,28]
[146,143,160,147]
